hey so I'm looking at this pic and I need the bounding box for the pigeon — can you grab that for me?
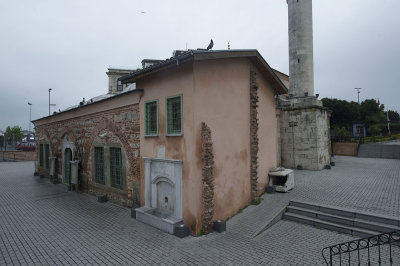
[206,39,214,50]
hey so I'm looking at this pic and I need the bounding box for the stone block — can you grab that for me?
[265,186,276,194]
[174,223,190,238]
[97,195,108,203]
[213,220,226,233]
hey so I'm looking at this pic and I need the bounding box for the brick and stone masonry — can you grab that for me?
[201,122,215,233]
[279,97,330,170]
[35,104,140,207]
[250,70,259,202]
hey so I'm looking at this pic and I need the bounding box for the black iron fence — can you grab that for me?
[322,230,400,265]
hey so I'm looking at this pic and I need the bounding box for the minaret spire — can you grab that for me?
[287,0,314,97]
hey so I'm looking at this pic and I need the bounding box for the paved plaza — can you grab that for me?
[0,156,399,265]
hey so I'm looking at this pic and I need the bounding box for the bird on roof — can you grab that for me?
[206,39,214,50]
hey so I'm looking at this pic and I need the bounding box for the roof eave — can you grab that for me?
[120,50,288,95]
[32,89,143,124]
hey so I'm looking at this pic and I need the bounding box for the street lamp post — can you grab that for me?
[48,88,52,116]
[354,88,362,104]
[28,102,32,133]
[387,111,391,136]
[48,88,56,115]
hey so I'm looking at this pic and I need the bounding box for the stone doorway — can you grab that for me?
[62,141,74,184]
[64,148,72,184]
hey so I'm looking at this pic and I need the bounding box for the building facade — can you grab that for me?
[33,50,288,234]
[34,90,141,207]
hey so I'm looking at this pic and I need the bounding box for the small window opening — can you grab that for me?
[164,197,168,203]
[117,80,123,91]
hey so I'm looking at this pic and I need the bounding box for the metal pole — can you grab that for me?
[355,88,362,104]
[48,88,52,116]
[28,102,32,133]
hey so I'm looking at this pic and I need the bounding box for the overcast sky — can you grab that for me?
[0,0,399,131]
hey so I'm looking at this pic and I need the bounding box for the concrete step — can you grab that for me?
[289,200,400,227]
[284,200,400,237]
[283,212,380,238]
[287,206,400,233]
[358,144,400,159]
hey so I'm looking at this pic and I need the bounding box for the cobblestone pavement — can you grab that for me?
[0,156,399,265]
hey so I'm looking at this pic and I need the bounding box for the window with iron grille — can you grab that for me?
[166,95,183,135]
[39,144,44,167]
[145,100,158,136]
[94,147,105,184]
[110,147,122,188]
[45,144,50,169]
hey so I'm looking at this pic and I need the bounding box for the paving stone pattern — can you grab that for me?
[0,156,399,265]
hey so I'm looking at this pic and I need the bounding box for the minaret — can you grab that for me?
[279,0,331,171]
[287,0,314,97]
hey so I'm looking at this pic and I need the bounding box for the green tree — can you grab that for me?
[368,124,383,137]
[333,126,350,141]
[323,98,389,137]
[360,99,385,125]
[322,98,360,128]
[5,126,22,142]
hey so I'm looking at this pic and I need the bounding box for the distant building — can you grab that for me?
[351,122,366,138]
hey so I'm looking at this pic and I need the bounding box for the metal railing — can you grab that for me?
[322,230,400,265]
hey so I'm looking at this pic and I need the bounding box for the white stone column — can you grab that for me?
[288,0,314,97]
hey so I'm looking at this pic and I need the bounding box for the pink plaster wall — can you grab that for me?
[138,58,279,233]
[256,69,279,192]
[193,58,252,222]
[137,62,203,232]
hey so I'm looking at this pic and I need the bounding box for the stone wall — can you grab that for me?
[280,97,330,170]
[250,70,259,201]
[35,104,140,207]
[201,122,214,233]
[332,142,358,156]
[1,151,36,161]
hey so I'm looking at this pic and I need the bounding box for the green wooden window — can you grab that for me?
[166,95,183,135]
[45,144,50,169]
[39,144,44,167]
[110,147,122,189]
[145,100,158,136]
[94,147,105,184]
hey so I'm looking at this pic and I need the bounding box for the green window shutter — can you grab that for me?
[94,147,105,184]
[110,147,122,189]
[145,100,158,136]
[45,144,50,169]
[39,144,44,167]
[166,95,182,135]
